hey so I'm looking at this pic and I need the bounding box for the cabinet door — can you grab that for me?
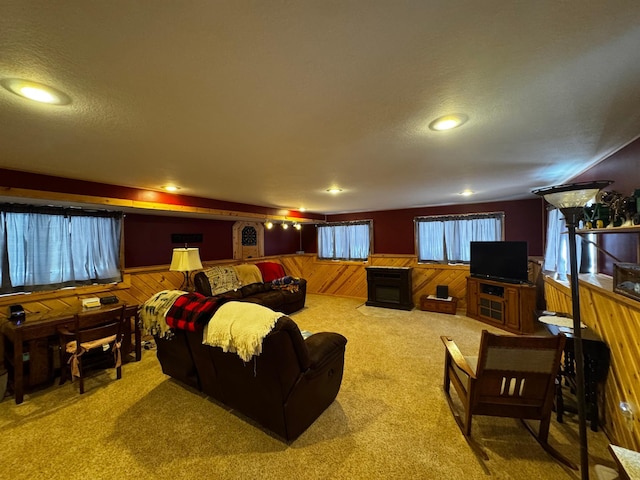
[504,287,520,330]
[467,278,479,316]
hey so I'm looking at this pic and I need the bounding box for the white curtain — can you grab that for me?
[444,216,501,262]
[417,220,445,261]
[543,208,583,279]
[318,225,335,259]
[349,223,370,260]
[70,216,121,281]
[318,222,370,260]
[417,214,502,262]
[1,210,121,292]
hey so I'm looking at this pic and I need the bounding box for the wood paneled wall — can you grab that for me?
[283,254,470,307]
[544,275,640,451]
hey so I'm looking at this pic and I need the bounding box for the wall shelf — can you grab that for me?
[577,225,640,234]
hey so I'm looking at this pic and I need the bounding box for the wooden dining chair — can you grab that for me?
[441,330,575,469]
[58,304,127,394]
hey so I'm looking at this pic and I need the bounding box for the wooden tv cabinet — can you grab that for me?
[466,276,536,334]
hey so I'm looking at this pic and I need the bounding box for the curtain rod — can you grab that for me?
[0,203,122,218]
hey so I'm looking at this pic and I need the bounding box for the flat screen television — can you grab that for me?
[470,241,529,284]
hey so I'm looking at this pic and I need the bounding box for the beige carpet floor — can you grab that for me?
[0,294,617,479]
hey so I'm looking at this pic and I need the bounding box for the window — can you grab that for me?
[542,208,594,280]
[317,220,372,260]
[415,213,503,263]
[0,205,123,294]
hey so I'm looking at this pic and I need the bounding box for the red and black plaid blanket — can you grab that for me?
[166,293,221,332]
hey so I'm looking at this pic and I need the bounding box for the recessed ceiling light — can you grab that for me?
[326,187,343,194]
[429,114,468,131]
[162,185,180,192]
[1,78,71,105]
[459,189,474,196]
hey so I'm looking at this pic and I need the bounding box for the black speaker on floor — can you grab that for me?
[436,285,449,299]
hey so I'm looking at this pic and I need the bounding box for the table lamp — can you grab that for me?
[170,247,203,291]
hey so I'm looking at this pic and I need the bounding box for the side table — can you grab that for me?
[420,295,458,315]
[537,311,610,431]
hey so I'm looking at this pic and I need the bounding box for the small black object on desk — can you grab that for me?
[100,295,119,305]
[537,311,610,432]
[9,304,25,325]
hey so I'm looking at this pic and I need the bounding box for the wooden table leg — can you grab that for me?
[14,335,24,404]
[134,315,141,361]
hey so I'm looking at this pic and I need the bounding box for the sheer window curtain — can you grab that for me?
[1,209,122,293]
[417,214,502,262]
[444,217,502,262]
[70,216,121,281]
[417,220,445,261]
[349,223,370,260]
[318,225,335,259]
[318,222,371,260]
[543,208,584,280]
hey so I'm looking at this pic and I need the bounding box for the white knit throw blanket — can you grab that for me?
[202,301,282,362]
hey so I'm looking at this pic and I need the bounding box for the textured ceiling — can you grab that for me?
[1,1,640,215]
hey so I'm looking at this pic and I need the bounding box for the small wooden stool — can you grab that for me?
[420,295,457,315]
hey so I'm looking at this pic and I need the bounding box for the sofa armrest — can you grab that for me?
[305,332,347,370]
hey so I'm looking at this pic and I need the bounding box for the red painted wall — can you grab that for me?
[124,214,233,267]
[264,225,303,256]
[125,214,309,267]
[326,198,544,256]
[572,138,640,197]
[571,137,640,272]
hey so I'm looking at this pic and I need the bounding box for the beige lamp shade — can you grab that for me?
[170,248,203,272]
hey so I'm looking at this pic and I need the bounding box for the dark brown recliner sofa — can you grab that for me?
[193,272,307,315]
[154,311,347,442]
[192,262,307,315]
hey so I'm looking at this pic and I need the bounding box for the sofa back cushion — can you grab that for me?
[256,262,286,283]
[233,264,263,286]
[204,266,242,295]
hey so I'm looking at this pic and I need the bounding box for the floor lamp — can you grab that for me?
[170,247,203,291]
[533,180,612,480]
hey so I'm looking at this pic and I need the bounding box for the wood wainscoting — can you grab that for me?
[544,274,640,451]
[293,254,469,309]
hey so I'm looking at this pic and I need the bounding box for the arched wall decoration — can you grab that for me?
[232,221,264,259]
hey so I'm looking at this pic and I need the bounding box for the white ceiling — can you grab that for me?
[1,1,640,216]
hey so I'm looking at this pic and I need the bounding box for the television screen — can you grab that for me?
[470,241,529,284]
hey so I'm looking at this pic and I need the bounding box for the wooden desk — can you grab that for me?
[1,303,140,404]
